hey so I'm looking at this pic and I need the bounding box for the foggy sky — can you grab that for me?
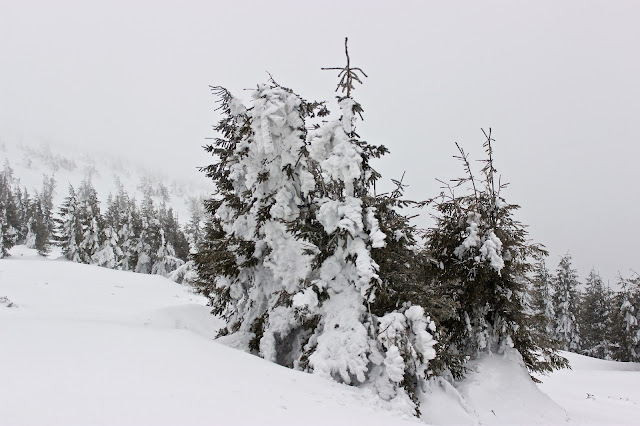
[1,0,638,284]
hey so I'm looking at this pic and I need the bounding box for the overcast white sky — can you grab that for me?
[1,0,638,284]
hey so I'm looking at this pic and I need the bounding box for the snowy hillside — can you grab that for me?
[0,138,213,221]
[2,246,638,425]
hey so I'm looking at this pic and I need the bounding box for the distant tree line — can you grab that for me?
[0,160,203,283]
[530,253,640,363]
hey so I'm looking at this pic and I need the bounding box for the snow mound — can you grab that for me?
[139,304,225,339]
[421,349,570,425]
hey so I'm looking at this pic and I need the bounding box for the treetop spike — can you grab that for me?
[321,37,367,98]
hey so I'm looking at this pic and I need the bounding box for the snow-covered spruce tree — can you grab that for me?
[134,194,161,274]
[610,273,640,362]
[578,269,612,359]
[77,179,103,264]
[114,188,140,271]
[13,186,30,244]
[425,132,567,377]
[529,261,556,339]
[56,184,83,262]
[93,193,122,269]
[553,253,581,352]
[36,175,56,256]
[195,39,436,415]
[0,163,19,257]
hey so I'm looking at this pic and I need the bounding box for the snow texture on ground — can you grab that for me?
[0,247,418,426]
[1,246,638,425]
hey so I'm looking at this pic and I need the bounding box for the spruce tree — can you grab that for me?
[56,185,83,262]
[135,194,161,274]
[425,131,567,376]
[530,261,556,338]
[77,179,102,263]
[119,194,140,271]
[553,253,581,352]
[13,185,29,244]
[195,39,437,415]
[578,269,612,359]
[610,274,640,362]
[185,196,205,251]
[0,163,19,257]
[38,175,56,255]
[25,175,57,256]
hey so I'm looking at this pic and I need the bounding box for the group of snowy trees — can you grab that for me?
[191,40,578,416]
[530,253,640,363]
[0,161,198,282]
[55,180,191,278]
[0,162,55,257]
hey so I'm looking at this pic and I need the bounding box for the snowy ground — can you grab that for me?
[538,351,640,425]
[1,246,638,425]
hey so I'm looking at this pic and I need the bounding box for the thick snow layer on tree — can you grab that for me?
[2,246,639,425]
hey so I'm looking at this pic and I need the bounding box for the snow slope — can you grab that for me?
[0,247,418,426]
[2,246,639,425]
